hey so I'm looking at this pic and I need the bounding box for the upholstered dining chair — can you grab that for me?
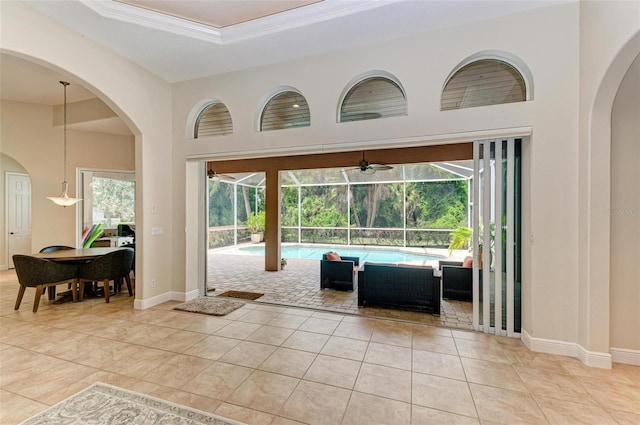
[39,245,74,253]
[78,248,134,303]
[12,255,79,312]
[121,243,135,276]
[39,245,74,300]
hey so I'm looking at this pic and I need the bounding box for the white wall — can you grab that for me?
[610,54,640,353]
[175,2,581,344]
[0,2,174,306]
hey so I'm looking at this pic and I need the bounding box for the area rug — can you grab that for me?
[20,382,245,425]
[174,296,245,316]
[216,290,264,300]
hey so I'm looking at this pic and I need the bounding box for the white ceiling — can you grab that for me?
[115,0,322,29]
[1,0,566,135]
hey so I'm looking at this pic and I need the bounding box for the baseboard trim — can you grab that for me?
[133,289,200,309]
[170,289,199,302]
[133,291,172,310]
[577,345,613,369]
[0,265,8,271]
[521,328,612,369]
[610,347,640,365]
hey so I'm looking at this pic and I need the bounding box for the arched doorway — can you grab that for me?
[584,30,640,366]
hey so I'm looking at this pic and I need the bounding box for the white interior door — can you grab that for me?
[7,173,32,268]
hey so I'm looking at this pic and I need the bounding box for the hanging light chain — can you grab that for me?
[61,81,70,184]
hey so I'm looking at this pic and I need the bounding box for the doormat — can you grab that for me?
[20,382,245,424]
[174,297,245,316]
[217,290,264,300]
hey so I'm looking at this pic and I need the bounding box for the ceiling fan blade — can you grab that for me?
[360,167,377,175]
[371,164,393,171]
[207,169,236,181]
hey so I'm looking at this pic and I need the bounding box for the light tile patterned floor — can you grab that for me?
[2,269,639,425]
[208,253,473,330]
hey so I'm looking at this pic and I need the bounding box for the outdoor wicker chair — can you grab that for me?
[439,257,473,301]
[320,252,359,291]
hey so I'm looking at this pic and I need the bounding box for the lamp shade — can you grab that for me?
[47,182,81,207]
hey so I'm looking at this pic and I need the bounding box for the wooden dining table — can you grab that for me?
[33,247,126,262]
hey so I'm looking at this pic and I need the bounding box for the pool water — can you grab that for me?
[239,245,442,264]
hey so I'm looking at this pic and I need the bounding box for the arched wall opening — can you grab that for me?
[584,30,640,366]
[610,51,640,363]
[0,50,149,303]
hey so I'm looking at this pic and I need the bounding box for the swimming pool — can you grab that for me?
[239,245,442,264]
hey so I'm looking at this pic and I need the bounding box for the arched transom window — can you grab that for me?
[194,102,233,138]
[442,59,526,110]
[340,76,406,122]
[260,91,310,131]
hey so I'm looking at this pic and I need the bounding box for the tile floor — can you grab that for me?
[208,253,473,329]
[2,269,640,425]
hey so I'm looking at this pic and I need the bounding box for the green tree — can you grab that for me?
[208,180,234,226]
[91,177,135,227]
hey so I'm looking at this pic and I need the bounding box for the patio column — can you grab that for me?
[264,168,282,271]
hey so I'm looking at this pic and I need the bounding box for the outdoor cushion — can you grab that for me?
[462,256,473,268]
[326,252,341,261]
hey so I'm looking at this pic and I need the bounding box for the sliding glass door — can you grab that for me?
[473,138,522,336]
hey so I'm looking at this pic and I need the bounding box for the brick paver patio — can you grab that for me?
[207,252,473,329]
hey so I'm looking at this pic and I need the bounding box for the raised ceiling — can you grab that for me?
[116,0,322,28]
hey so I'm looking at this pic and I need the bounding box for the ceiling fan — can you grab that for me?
[349,151,393,175]
[207,166,236,181]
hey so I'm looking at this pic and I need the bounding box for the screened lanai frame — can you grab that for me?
[208,160,474,249]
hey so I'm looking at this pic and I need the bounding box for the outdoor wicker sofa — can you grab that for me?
[357,262,440,315]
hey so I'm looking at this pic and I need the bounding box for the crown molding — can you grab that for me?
[82,0,223,43]
[82,0,402,45]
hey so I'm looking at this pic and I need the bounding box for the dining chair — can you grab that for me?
[39,245,74,253]
[39,245,74,300]
[12,255,80,312]
[121,243,135,276]
[78,248,134,303]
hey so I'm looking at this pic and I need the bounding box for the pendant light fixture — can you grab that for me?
[47,81,82,207]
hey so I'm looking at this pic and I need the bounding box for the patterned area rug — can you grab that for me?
[217,290,264,300]
[174,296,245,316]
[21,382,245,424]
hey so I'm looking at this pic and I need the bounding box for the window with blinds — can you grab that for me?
[340,77,406,122]
[260,91,310,131]
[442,60,526,110]
[194,102,233,138]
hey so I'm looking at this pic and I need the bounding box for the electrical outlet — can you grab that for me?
[151,279,156,288]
